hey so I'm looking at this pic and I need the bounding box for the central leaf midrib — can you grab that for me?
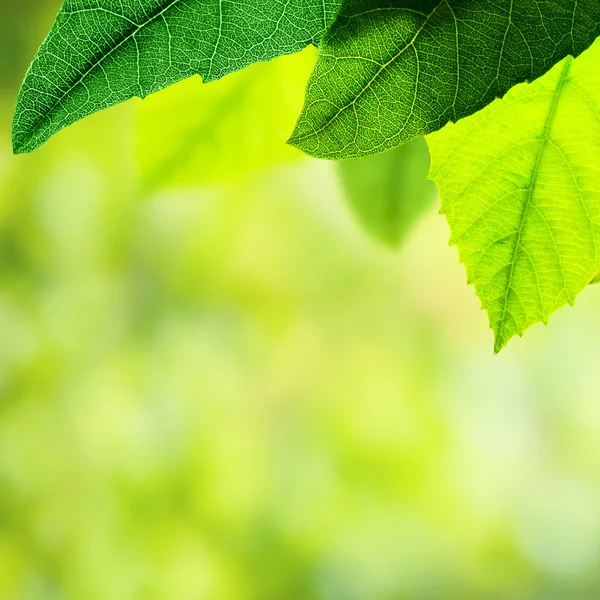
[494,56,573,352]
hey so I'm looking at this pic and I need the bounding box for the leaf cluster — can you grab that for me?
[12,0,600,350]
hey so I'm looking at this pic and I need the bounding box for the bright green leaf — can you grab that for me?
[12,0,341,154]
[289,0,600,159]
[427,40,600,353]
[337,137,436,246]
[136,49,317,188]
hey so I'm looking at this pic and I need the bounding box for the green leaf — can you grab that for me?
[289,0,600,160]
[12,0,341,154]
[337,137,436,246]
[427,40,600,353]
[136,49,317,188]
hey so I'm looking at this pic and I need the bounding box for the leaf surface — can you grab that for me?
[337,137,436,246]
[289,0,600,159]
[427,40,600,352]
[12,0,341,153]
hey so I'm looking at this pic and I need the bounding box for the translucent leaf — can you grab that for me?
[428,40,600,352]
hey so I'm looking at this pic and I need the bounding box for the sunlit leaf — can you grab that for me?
[427,40,600,352]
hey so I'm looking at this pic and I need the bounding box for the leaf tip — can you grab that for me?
[492,319,519,354]
[285,133,300,149]
[286,130,311,155]
[493,333,508,354]
[286,133,332,160]
[11,133,28,155]
[11,114,35,155]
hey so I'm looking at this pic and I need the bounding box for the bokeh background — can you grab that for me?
[2,2,600,599]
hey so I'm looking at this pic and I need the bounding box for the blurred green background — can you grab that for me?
[2,2,600,599]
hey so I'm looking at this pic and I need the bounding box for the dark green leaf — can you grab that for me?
[12,0,341,154]
[289,0,600,159]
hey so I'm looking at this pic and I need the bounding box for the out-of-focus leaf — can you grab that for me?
[136,49,317,188]
[337,137,436,247]
[12,0,340,154]
[428,41,600,353]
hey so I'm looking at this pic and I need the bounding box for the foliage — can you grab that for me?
[11,0,600,350]
[337,137,435,246]
[4,6,600,599]
[136,49,317,188]
[290,0,600,159]
[428,41,600,352]
[11,0,339,153]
